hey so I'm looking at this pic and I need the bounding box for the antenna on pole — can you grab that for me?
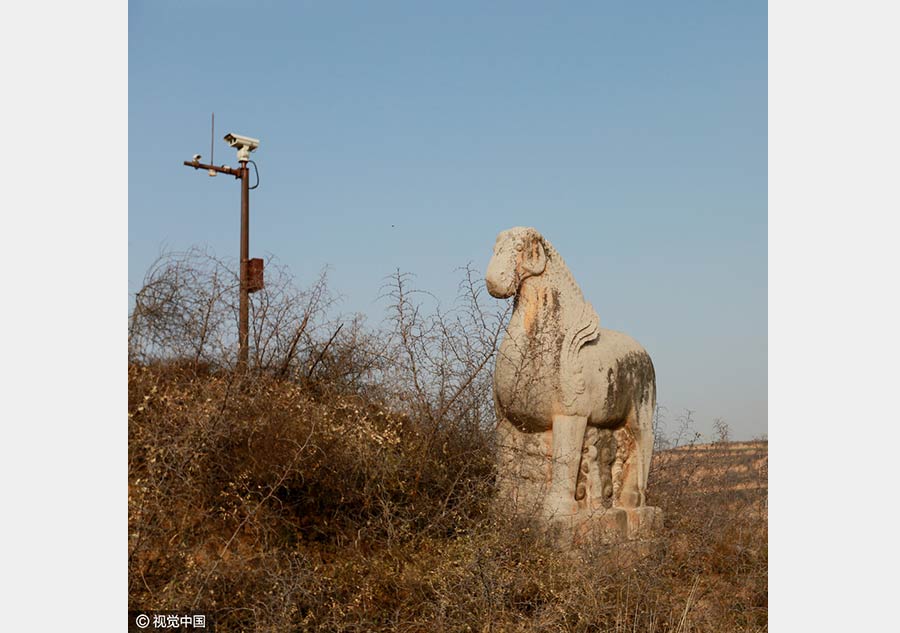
[208,113,217,177]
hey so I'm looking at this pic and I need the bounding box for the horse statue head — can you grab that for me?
[485,227,548,299]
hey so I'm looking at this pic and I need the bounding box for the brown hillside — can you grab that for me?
[653,441,768,496]
[129,364,767,632]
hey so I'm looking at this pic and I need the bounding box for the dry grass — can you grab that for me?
[128,363,766,632]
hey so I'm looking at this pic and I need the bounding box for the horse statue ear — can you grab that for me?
[520,232,547,276]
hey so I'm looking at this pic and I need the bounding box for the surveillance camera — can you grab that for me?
[192,154,202,162]
[223,132,260,162]
[224,133,259,150]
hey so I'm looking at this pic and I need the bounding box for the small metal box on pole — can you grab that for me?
[247,258,265,293]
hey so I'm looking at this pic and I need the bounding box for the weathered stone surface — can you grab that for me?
[486,227,662,545]
[571,507,629,545]
[625,506,663,540]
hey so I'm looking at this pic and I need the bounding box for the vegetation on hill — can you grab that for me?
[128,251,767,631]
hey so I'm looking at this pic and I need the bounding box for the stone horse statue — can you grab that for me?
[486,226,661,540]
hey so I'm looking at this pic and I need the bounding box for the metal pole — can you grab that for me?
[238,161,250,371]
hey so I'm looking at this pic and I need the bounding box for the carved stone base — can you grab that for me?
[561,506,663,547]
[625,506,663,540]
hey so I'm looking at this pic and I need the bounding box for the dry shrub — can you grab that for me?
[128,252,767,632]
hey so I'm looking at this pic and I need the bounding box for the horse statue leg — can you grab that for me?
[616,399,654,508]
[544,413,588,519]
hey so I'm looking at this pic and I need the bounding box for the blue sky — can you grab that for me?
[129,1,766,440]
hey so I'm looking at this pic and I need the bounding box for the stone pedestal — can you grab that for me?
[625,506,663,540]
[566,505,663,546]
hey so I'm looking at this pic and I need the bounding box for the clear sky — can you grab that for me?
[129,1,766,441]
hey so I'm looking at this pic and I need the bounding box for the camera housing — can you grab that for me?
[223,133,260,162]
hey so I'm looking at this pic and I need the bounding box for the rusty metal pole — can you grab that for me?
[238,161,250,371]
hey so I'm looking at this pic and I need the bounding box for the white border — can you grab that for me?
[771,1,900,630]
[2,0,125,628]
